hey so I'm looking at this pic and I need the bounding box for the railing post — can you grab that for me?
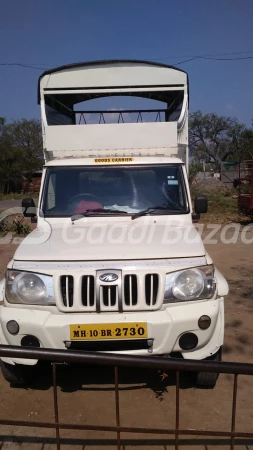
[52,363,61,450]
[175,370,180,450]
[114,366,121,450]
[230,374,238,450]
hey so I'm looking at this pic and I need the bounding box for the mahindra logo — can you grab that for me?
[99,273,118,282]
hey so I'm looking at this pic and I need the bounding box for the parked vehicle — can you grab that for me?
[0,60,228,387]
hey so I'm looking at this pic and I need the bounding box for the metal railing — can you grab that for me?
[0,345,253,449]
[76,109,167,124]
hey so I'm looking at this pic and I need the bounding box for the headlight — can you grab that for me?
[5,270,55,305]
[164,265,215,303]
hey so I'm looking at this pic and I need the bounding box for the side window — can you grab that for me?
[46,174,56,211]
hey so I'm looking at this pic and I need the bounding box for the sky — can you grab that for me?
[1,0,253,126]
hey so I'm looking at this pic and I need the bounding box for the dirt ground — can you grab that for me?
[0,227,252,450]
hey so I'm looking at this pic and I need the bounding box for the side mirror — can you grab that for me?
[22,198,36,218]
[194,195,208,214]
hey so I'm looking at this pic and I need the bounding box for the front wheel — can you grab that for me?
[195,348,222,389]
[0,360,37,385]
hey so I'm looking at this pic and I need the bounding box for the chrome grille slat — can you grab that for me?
[66,276,69,307]
[145,274,159,307]
[150,275,153,306]
[101,285,117,308]
[108,286,111,307]
[129,275,132,305]
[81,275,95,307]
[124,274,138,307]
[87,276,90,307]
[60,275,74,308]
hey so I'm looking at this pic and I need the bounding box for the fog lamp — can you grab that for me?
[198,315,211,330]
[6,320,19,335]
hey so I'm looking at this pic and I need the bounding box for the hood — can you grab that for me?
[14,219,206,262]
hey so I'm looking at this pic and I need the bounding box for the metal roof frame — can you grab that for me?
[38,59,189,104]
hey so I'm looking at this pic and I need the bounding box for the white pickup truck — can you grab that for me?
[0,60,228,387]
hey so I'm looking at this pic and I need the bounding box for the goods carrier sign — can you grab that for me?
[94,158,134,163]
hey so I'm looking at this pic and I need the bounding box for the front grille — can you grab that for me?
[81,275,95,307]
[57,271,161,312]
[124,275,138,306]
[60,275,74,307]
[145,274,159,306]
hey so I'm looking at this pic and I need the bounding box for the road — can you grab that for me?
[0,228,252,449]
[0,200,21,210]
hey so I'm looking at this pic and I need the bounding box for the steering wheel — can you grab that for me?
[68,193,102,210]
[69,193,101,203]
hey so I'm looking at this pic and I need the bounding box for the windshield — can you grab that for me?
[42,165,189,217]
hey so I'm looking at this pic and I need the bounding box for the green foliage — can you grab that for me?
[0,117,5,131]
[188,163,202,183]
[1,216,31,236]
[0,118,43,194]
[236,181,251,194]
[189,111,253,171]
[190,185,238,222]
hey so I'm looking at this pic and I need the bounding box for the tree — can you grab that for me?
[0,120,22,193]
[189,111,238,172]
[6,119,43,178]
[0,117,5,133]
[231,127,253,161]
[242,128,253,159]
[189,111,253,170]
[188,163,202,183]
[0,119,43,194]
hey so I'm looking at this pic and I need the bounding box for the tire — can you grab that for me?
[0,361,36,385]
[195,348,222,389]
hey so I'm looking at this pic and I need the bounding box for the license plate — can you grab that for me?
[70,323,148,341]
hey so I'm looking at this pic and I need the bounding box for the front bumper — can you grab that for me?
[0,298,224,366]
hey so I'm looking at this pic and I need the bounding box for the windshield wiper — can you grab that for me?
[71,208,128,222]
[131,206,169,220]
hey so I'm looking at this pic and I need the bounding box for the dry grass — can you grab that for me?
[191,186,251,224]
[0,193,39,201]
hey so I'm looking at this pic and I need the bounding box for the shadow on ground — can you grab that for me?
[0,435,253,449]
[11,363,198,401]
